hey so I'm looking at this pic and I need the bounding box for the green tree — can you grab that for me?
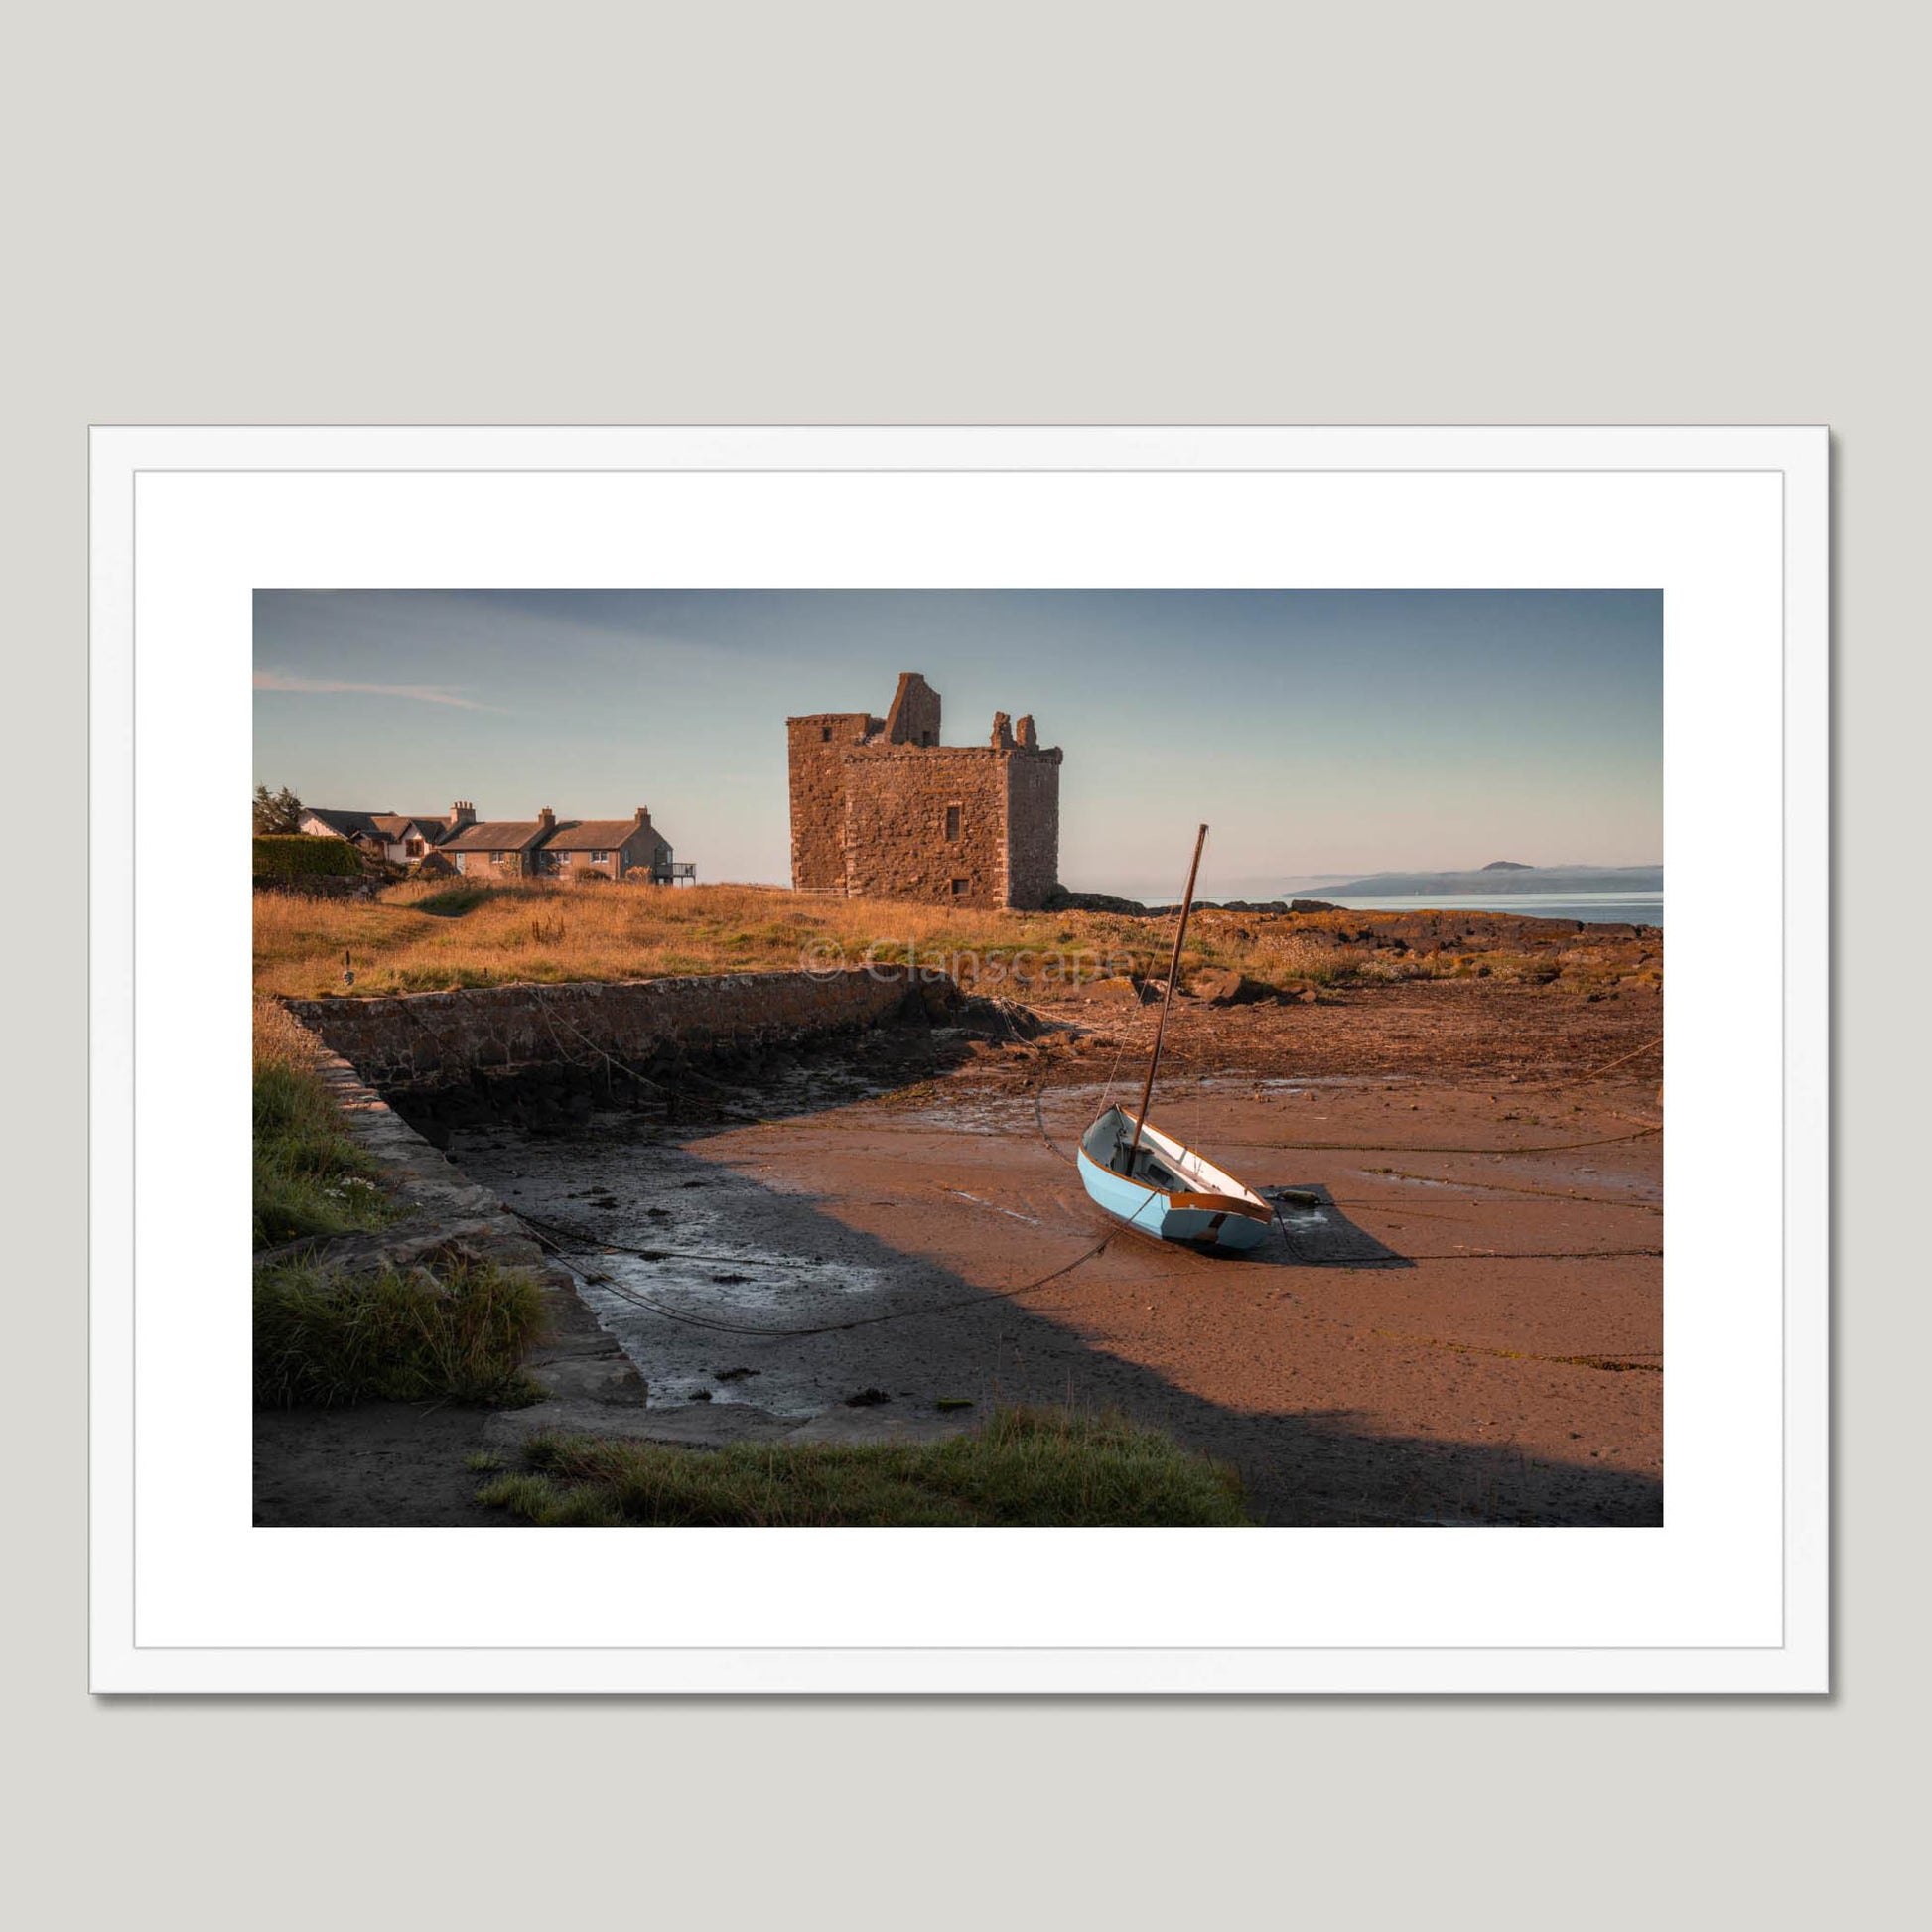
[253,784,305,834]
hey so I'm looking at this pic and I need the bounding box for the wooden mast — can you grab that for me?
[1123,822,1208,1169]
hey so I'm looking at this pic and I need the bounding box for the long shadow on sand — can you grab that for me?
[418,1021,1662,1529]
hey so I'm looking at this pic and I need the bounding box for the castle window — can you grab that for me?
[950,878,969,897]
[821,726,833,742]
[923,730,935,745]
[944,804,961,841]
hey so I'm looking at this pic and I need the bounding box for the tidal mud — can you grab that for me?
[449,1004,1663,1525]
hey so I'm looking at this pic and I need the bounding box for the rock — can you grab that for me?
[1190,967,1264,1005]
[1291,898,1339,913]
[1083,976,1149,1005]
[1042,886,1150,915]
[844,1387,892,1407]
[918,974,965,1020]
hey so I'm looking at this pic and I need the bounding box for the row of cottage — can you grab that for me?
[300,801,689,884]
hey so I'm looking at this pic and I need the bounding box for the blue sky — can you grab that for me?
[254,589,1661,898]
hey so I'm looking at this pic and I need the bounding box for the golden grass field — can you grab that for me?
[253,878,1656,1003]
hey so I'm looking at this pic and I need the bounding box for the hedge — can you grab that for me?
[253,834,364,880]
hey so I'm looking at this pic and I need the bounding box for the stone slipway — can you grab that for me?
[261,1034,650,1417]
[272,990,976,1451]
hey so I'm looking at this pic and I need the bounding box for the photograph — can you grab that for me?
[252,587,1664,1530]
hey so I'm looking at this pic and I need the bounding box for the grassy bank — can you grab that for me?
[255,879,1659,1004]
[252,997,398,1249]
[477,1405,1252,1526]
[254,1251,547,1408]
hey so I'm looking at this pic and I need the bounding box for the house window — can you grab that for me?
[944,804,961,841]
[950,878,969,897]
[407,838,424,857]
[590,850,610,862]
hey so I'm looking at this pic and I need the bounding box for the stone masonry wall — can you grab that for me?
[841,746,1010,906]
[287,966,920,1100]
[787,676,1062,907]
[787,713,876,891]
[884,672,942,745]
[1004,748,1063,911]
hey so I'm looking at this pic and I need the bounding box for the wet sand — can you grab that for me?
[451,988,1663,1525]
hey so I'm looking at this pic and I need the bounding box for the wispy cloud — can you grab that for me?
[253,670,502,712]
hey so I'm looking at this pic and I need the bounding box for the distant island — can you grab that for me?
[1312,862,1662,897]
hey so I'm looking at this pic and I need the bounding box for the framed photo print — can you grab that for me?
[90,424,1827,1692]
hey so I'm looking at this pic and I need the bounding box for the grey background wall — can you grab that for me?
[11,3,1918,1927]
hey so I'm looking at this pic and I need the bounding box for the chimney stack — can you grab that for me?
[450,800,476,830]
[1016,715,1038,750]
[990,711,1015,751]
[538,807,556,831]
[634,806,650,824]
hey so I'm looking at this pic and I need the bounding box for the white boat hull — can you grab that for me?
[1075,1106,1275,1253]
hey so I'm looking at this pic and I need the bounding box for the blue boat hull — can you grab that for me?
[1075,1143,1275,1252]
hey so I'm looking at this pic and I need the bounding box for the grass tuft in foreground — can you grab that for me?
[252,996,398,1250]
[477,1405,1251,1526]
[254,1253,549,1409]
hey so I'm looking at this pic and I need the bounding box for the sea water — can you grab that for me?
[1314,891,1662,926]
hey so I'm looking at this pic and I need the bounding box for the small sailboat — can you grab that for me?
[1075,824,1276,1253]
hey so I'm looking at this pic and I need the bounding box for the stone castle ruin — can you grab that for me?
[786,673,1061,908]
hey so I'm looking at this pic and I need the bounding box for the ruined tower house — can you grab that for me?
[786,673,1062,909]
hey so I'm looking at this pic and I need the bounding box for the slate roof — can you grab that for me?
[441,820,554,853]
[307,808,444,843]
[543,818,661,852]
[304,808,386,840]
[306,808,666,856]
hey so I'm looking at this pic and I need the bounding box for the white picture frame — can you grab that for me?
[90,424,1827,1694]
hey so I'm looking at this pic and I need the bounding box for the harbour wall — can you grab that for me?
[285,965,937,1119]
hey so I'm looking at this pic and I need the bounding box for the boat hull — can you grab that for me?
[1076,1145,1276,1252]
